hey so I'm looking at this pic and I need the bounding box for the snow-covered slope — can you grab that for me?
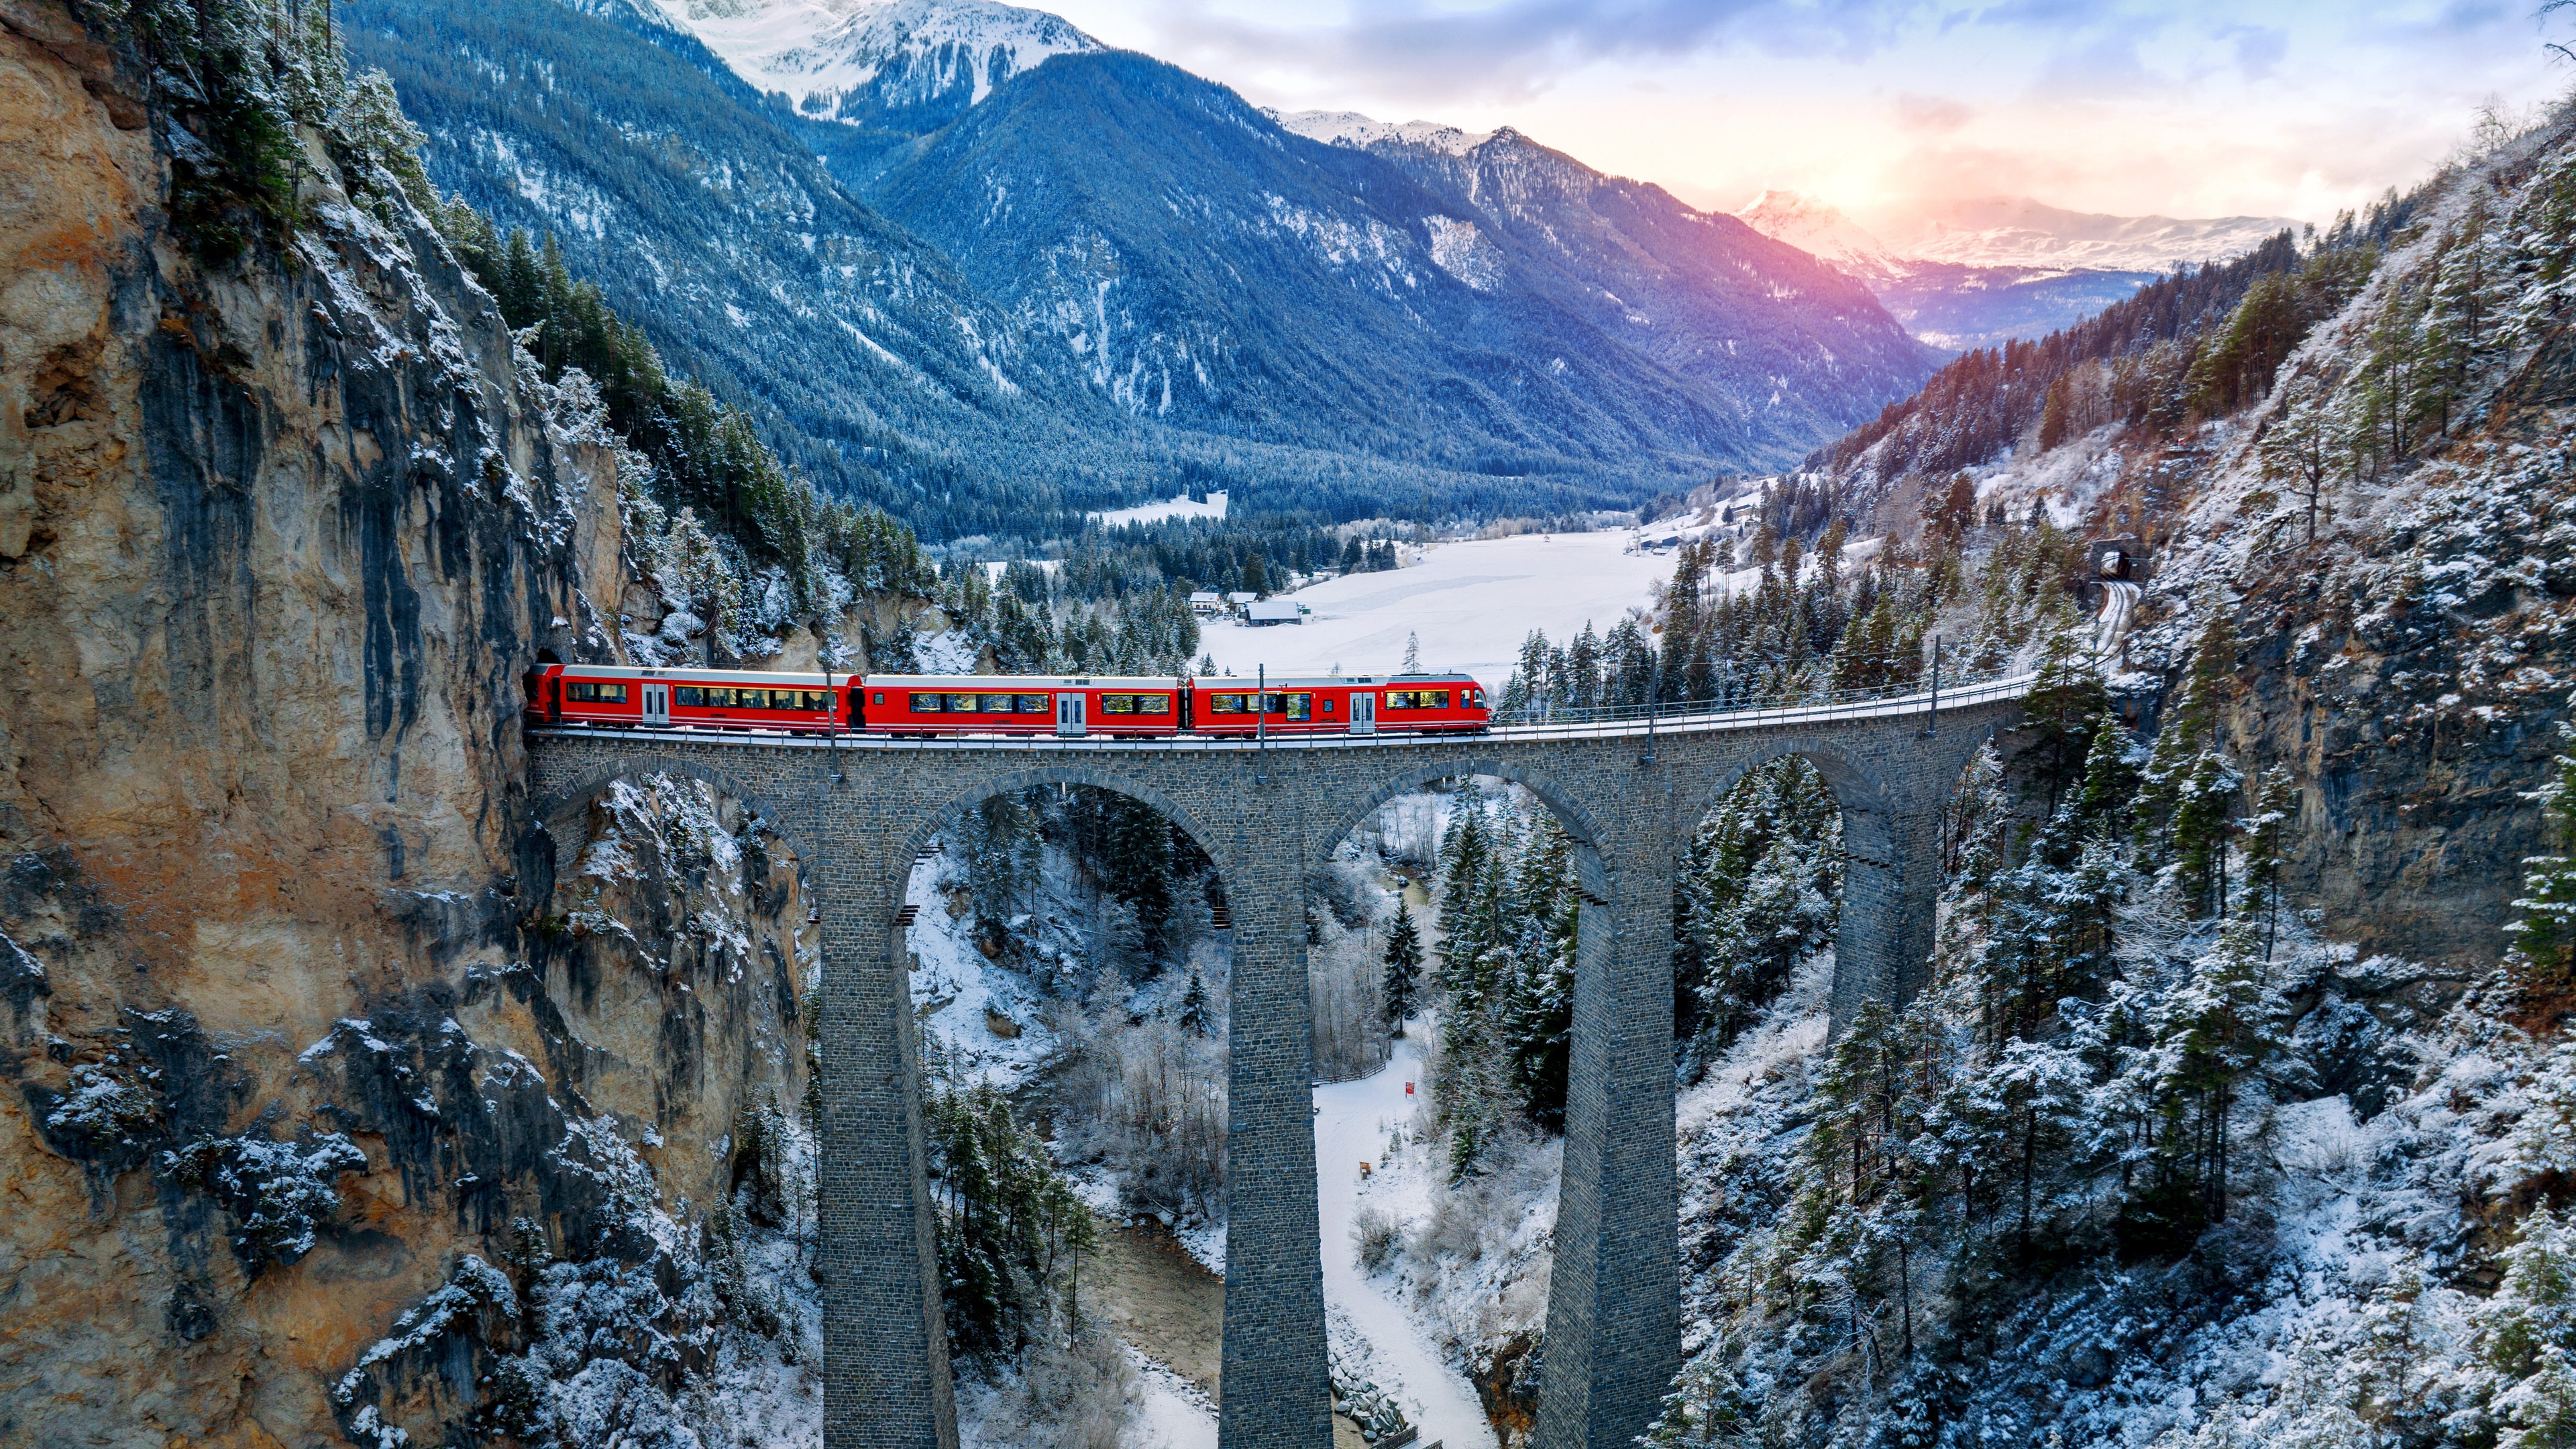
[651,0,1102,126]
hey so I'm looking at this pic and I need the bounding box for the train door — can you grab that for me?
[1056,692,1087,737]
[641,682,672,728]
[1349,690,1375,735]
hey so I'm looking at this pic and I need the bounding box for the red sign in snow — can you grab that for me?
[1405,1081,1415,1095]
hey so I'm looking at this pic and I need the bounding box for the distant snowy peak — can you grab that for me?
[651,0,1102,125]
[1735,190,1904,280]
[1269,109,1494,157]
[1867,196,2299,273]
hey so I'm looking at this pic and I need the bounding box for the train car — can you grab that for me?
[525,663,855,732]
[860,674,1187,738]
[1185,672,1490,737]
[524,665,1490,739]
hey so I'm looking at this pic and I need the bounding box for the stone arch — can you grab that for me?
[1312,755,1613,900]
[892,765,1233,883]
[1676,734,1898,831]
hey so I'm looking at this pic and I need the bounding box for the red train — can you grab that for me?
[522,665,1491,738]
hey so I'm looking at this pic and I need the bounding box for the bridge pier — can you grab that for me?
[1827,804,1948,1034]
[1538,828,1682,1449]
[523,687,2019,1449]
[816,792,957,1449]
[1220,799,1334,1449]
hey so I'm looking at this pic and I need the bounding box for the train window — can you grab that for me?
[946,694,981,712]
[1260,693,1285,714]
[1016,695,1048,713]
[1285,694,1311,721]
[1210,693,1251,714]
[567,682,628,704]
[1099,694,1174,714]
[873,692,885,705]
[676,687,705,706]
[910,693,945,712]
[1385,691,1411,709]
[1321,698,1335,712]
[1420,690,1451,709]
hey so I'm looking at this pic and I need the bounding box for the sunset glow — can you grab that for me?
[1044,0,2574,224]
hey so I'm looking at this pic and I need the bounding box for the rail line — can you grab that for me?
[526,670,2040,753]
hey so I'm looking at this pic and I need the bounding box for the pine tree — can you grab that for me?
[2076,712,2139,835]
[1403,631,1421,672]
[2258,373,2345,543]
[1382,902,1424,1034]
[2171,750,2243,918]
[2508,706,2576,997]
[1503,898,1578,1129]
[1179,970,1212,1037]
[2239,767,2298,960]
[2139,602,2240,869]
[2019,596,2109,812]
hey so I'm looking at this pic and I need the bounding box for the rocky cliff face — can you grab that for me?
[0,5,816,1444]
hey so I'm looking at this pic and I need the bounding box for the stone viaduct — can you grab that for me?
[524,677,2027,1449]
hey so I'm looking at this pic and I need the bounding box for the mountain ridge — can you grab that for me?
[347,0,1941,538]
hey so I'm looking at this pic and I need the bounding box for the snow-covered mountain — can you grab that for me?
[650,0,1101,128]
[1735,189,1909,283]
[1269,109,1493,157]
[1735,188,2295,351]
[1866,193,2299,273]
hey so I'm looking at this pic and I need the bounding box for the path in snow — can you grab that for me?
[1130,1348,1220,1449]
[1315,1029,1502,1449]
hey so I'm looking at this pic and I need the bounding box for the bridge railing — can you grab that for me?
[1482,667,2033,741]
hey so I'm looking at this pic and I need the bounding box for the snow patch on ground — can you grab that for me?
[1093,490,1228,528]
[906,840,1055,1091]
[910,627,981,674]
[1128,1347,1218,1449]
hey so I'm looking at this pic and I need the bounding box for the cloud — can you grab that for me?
[1142,0,1935,104]
[1894,92,1972,133]
[2216,23,2287,80]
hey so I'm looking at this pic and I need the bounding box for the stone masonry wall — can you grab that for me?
[527,698,2015,1449]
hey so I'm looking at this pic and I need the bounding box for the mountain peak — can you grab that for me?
[652,0,1103,126]
[1735,190,1901,278]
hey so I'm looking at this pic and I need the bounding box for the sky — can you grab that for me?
[1034,0,2576,226]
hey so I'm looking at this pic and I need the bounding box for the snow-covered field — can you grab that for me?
[1094,490,1229,528]
[1196,531,1674,685]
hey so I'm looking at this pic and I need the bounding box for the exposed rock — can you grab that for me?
[0,7,816,1444]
